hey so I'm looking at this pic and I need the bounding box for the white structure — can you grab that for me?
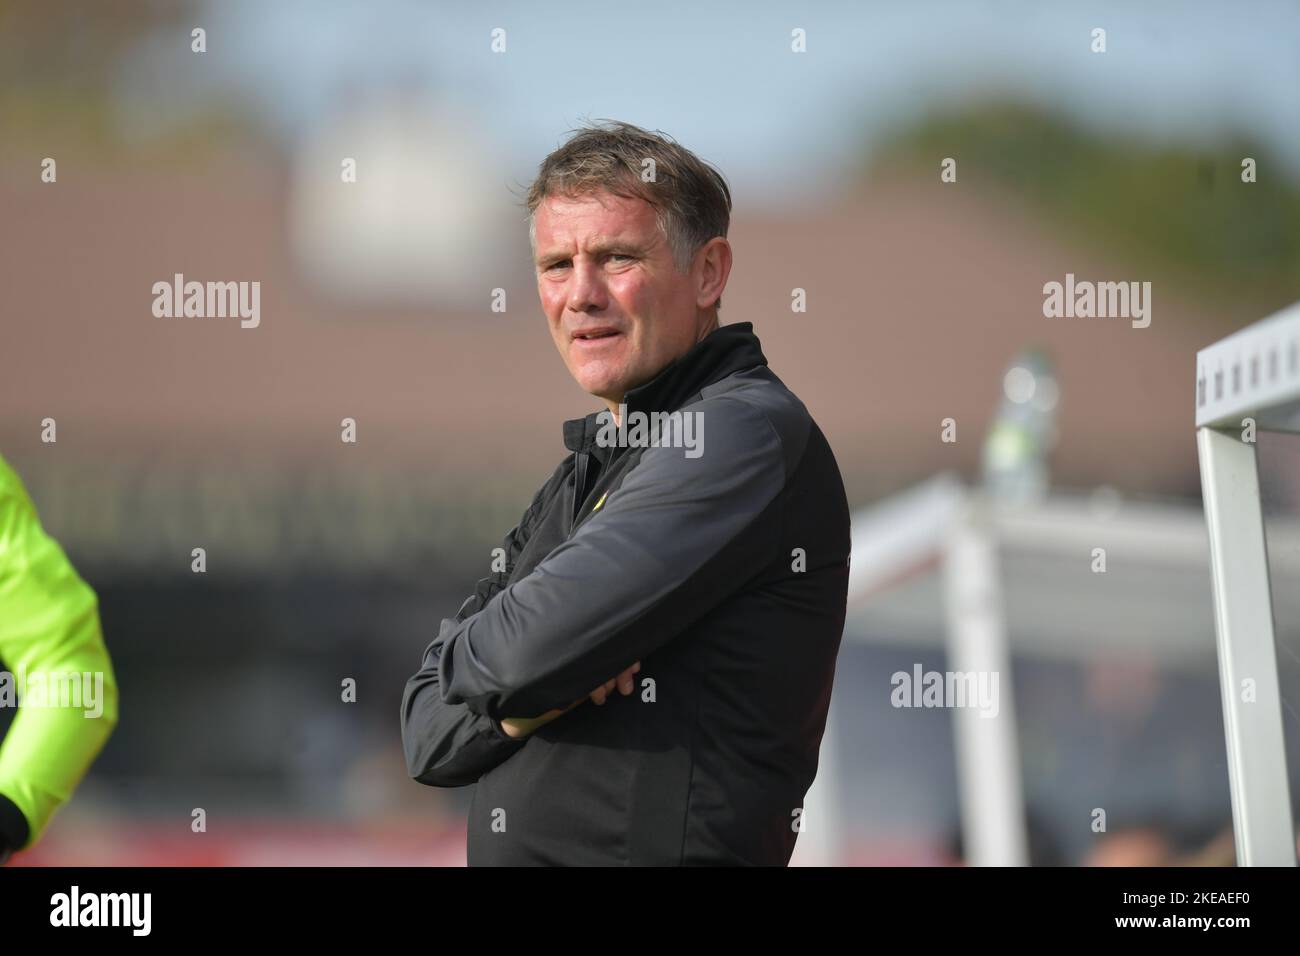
[796,304,1300,867]
[1196,300,1300,866]
[795,476,1242,866]
[288,95,520,310]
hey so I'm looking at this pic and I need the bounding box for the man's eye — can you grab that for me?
[609,254,633,262]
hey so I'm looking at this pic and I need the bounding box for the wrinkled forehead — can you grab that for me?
[533,189,661,242]
[533,191,665,260]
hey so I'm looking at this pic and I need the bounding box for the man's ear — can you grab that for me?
[695,237,732,310]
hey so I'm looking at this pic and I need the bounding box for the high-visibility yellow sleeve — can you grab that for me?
[0,454,118,850]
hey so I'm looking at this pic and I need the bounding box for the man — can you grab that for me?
[0,454,119,864]
[401,120,850,865]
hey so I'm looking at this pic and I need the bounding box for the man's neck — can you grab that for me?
[604,397,624,427]
[602,315,721,426]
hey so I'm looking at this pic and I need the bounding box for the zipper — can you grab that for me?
[572,451,590,527]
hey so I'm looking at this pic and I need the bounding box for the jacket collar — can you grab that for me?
[562,321,768,453]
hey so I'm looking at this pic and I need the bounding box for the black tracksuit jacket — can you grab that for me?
[400,321,850,865]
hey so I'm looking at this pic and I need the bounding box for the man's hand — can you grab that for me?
[589,659,641,706]
[499,661,640,739]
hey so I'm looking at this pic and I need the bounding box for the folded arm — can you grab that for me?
[439,398,791,722]
[400,477,554,787]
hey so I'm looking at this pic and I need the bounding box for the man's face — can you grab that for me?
[533,191,712,410]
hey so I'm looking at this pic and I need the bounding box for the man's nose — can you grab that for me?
[566,259,608,313]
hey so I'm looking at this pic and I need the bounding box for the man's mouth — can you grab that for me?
[572,327,623,343]
[574,329,624,348]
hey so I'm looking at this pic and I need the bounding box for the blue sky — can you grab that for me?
[124,0,1300,205]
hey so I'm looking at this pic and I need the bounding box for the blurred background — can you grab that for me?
[2,0,1299,865]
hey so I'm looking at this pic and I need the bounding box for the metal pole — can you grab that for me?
[943,500,1028,866]
[1197,425,1296,865]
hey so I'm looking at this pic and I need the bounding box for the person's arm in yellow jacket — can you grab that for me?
[0,454,118,862]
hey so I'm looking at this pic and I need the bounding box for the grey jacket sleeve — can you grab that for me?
[439,397,791,722]
[400,480,550,787]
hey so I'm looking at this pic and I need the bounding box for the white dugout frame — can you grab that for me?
[1196,300,1300,866]
[796,301,1300,866]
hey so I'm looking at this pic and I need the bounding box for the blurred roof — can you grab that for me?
[1,157,1223,503]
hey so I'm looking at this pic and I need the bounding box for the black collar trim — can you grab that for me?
[562,322,768,454]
